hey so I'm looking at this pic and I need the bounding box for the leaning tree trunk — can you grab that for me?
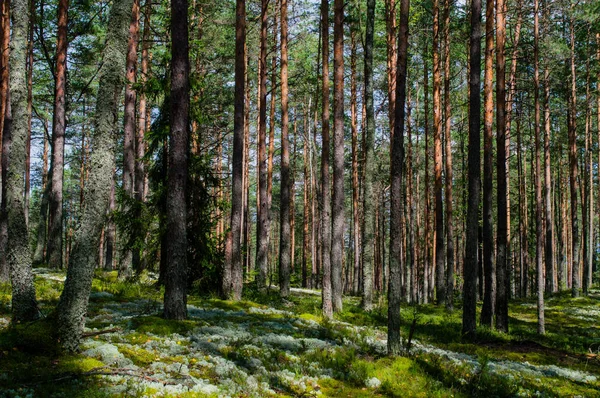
[46,0,69,270]
[361,0,376,312]
[388,0,409,355]
[462,0,482,338]
[55,0,135,351]
[6,0,38,323]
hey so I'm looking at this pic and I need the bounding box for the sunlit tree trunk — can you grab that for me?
[480,0,495,328]
[320,0,332,318]
[47,0,69,269]
[350,30,361,296]
[256,0,269,289]
[568,9,580,298]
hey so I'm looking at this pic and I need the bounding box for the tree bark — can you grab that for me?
[362,0,376,311]
[119,0,140,277]
[256,0,269,289]
[47,0,69,269]
[568,10,580,298]
[54,0,135,351]
[224,0,245,301]
[443,0,454,310]
[494,0,509,333]
[388,0,409,355]
[480,0,494,328]
[279,0,291,298]
[462,0,481,338]
[320,0,332,318]
[350,30,360,296]
[331,0,344,312]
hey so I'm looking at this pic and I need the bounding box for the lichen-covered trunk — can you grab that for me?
[388,0,409,355]
[55,0,134,350]
[462,0,481,338]
[320,0,332,319]
[5,0,38,323]
[361,0,376,312]
[47,0,69,270]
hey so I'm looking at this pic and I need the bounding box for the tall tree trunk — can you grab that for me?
[120,0,140,277]
[0,0,10,164]
[388,0,409,355]
[55,0,135,350]
[24,0,32,226]
[136,0,150,205]
[433,0,445,305]
[279,0,291,298]
[480,0,494,328]
[224,0,245,301]
[462,0,482,338]
[568,10,580,298]
[47,0,69,269]
[362,0,376,311]
[331,0,344,312]
[267,0,278,259]
[256,0,269,289]
[320,0,332,318]
[443,0,454,310]
[6,0,38,322]
[533,0,544,334]
[542,6,553,295]
[494,0,509,333]
[423,40,431,304]
[350,30,360,296]
[164,0,190,315]
[583,32,592,295]
[302,110,309,288]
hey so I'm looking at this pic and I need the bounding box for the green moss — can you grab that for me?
[129,316,196,335]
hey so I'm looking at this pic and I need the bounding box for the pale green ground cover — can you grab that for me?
[0,269,598,397]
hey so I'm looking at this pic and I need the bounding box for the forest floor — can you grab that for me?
[0,270,599,397]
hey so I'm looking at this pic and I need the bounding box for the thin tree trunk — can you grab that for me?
[104,176,116,270]
[568,10,580,298]
[362,0,376,311]
[350,30,360,296]
[24,0,32,226]
[462,0,482,338]
[432,0,445,306]
[47,0,70,269]
[389,0,409,355]
[303,110,309,288]
[120,0,139,277]
[480,0,495,328]
[224,0,245,301]
[33,117,50,267]
[423,40,431,304]
[0,0,10,164]
[533,0,545,334]
[443,0,454,310]
[320,0,332,318]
